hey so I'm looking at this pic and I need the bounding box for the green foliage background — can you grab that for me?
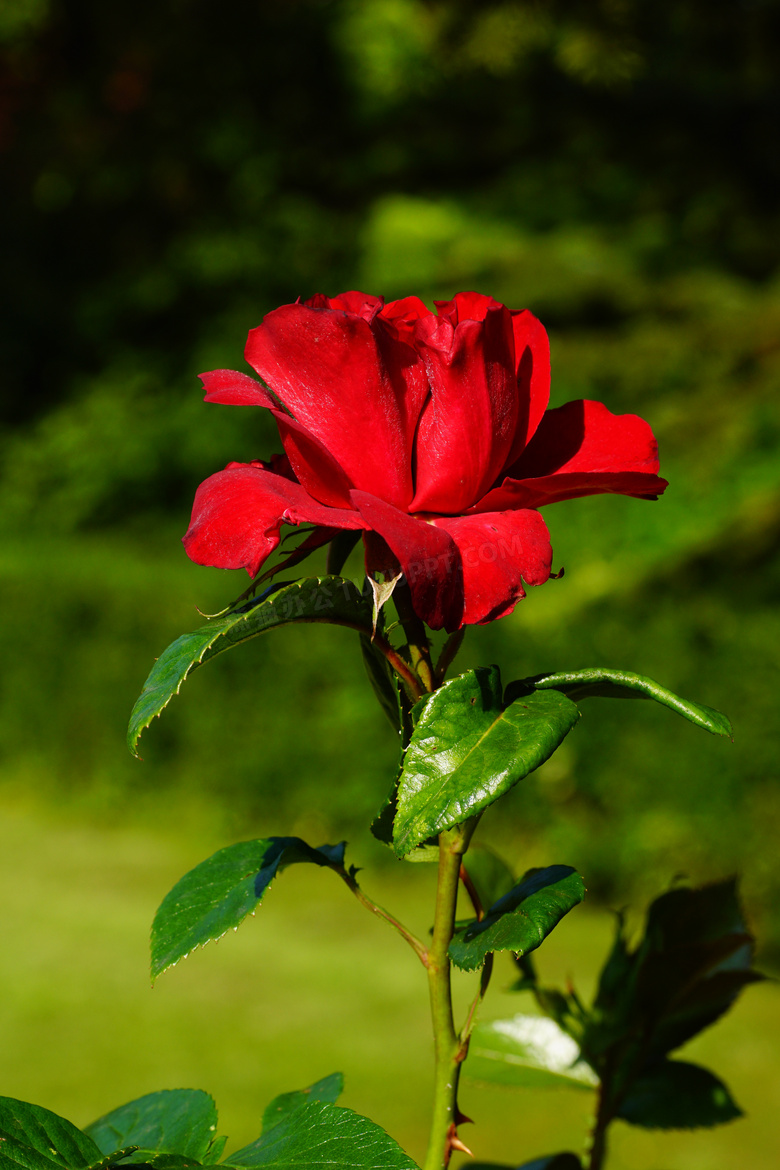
[1,0,779,948]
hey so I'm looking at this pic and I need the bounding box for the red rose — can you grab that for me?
[183,290,667,632]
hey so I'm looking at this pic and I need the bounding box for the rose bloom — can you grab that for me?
[183,291,667,632]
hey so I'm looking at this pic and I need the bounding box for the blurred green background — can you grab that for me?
[1,1,779,1166]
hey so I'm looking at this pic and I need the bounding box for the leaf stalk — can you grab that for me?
[335,866,429,966]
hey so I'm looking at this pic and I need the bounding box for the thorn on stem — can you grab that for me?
[446,1123,474,1159]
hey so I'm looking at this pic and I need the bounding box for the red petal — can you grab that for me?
[432,510,552,626]
[245,303,416,509]
[478,399,668,510]
[183,464,365,577]
[199,369,275,407]
[503,310,550,464]
[305,290,385,320]
[433,291,503,325]
[377,295,432,345]
[409,305,518,514]
[351,491,463,632]
[272,411,355,509]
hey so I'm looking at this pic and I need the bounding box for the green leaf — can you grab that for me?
[449,866,585,971]
[224,1100,418,1168]
[470,1157,583,1170]
[128,577,371,756]
[260,1074,343,1135]
[85,1092,218,1162]
[151,838,345,979]
[393,668,580,855]
[513,1155,582,1170]
[0,1099,102,1170]
[616,1060,742,1129]
[465,1015,597,1091]
[521,668,732,738]
[0,1134,68,1170]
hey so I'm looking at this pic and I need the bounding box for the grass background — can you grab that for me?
[1,801,778,1169]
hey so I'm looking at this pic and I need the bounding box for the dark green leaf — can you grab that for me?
[653,967,765,1059]
[128,577,371,756]
[583,879,764,1081]
[461,845,516,916]
[634,880,762,1057]
[643,878,746,948]
[520,669,732,738]
[616,1060,742,1129]
[393,668,580,855]
[470,1162,581,1170]
[515,1157,583,1170]
[151,838,345,979]
[465,1015,597,1091]
[449,866,585,971]
[261,1074,343,1135]
[86,1092,217,1162]
[224,1100,418,1168]
[591,912,632,1016]
[0,1099,102,1170]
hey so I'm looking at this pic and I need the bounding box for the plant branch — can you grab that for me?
[336,867,429,966]
[586,1081,612,1170]
[423,824,476,1170]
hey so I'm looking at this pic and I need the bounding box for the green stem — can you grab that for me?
[423,825,474,1170]
[586,1084,611,1170]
